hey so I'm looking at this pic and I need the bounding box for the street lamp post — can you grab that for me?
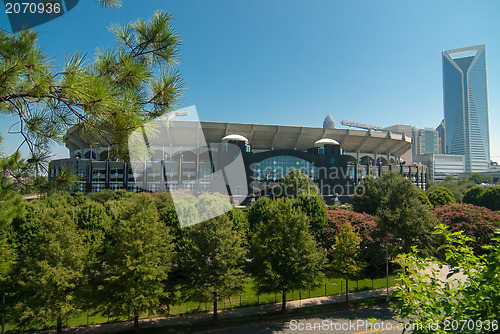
[2,291,4,334]
[386,237,402,302]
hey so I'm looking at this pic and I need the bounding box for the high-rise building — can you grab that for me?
[442,45,490,173]
[414,153,465,181]
[412,127,439,157]
[436,119,446,154]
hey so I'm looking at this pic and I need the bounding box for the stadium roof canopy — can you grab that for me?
[64,121,412,158]
[199,121,411,156]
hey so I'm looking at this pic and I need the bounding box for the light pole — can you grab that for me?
[386,237,402,302]
[2,291,4,334]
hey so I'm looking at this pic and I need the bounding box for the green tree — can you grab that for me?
[293,194,328,243]
[469,172,493,185]
[10,203,89,334]
[0,227,16,331]
[323,209,378,270]
[427,187,456,207]
[354,173,438,258]
[0,10,183,162]
[0,148,30,194]
[324,209,377,248]
[247,196,273,233]
[0,230,15,277]
[374,173,438,257]
[151,191,191,311]
[418,191,433,209]
[425,175,475,202]
[88,188,134,204]
[352,176,380,215]
[0,142,25,229]
[152,191,183,239]
[395,225,500,333]
[277,169,320,197]
[327,222,365,302]
[479,186,500,211]
[227,208,250,246]
[97,193,174,329]
[183,214,246,320]
[249,198,325,312]
[73,198,113,312]
[462,186,486,206]
[195,192,233,223]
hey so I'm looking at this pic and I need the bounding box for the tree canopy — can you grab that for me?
[462,186,486,206]
[395,225,500,333]
[249,198,325,311]
[479,186,500,211]
[353,172,438,257]
[425,175,475,202]
[427,187,456,207]
[182,214,246,320]
[0,10,184,164]
[327,222,365,302]
[97,193,174,328]
[469,172,493,185]
[10,202,89,334]
[277,169,320,197]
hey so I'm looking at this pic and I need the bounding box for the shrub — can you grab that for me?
[479,186,500,211]
[418,191,433,209]
[462,186,486,206]
[427,187,456,207]
[323,209,377,249]
[432,203,500,254]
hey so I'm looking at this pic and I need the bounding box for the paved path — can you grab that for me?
[44,288,394,334]
[197,305,404,334]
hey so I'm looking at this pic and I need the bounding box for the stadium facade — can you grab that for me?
[49,118,428,205]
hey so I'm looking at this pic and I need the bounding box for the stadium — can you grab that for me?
[49,115,427,205]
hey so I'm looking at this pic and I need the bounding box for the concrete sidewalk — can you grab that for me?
[50,287,395,334]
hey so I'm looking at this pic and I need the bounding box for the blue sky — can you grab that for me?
[1,0,499,161]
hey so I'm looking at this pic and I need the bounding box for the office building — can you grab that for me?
[442,45,490,173]
[436,120,446,154]
[414,154,465,181]
[412,127,439,157]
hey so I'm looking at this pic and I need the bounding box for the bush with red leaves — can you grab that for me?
[323,209,377,249]
[432,203,500,253]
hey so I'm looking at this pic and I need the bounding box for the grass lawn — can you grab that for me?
[122,296,392,334]
[3,275,398,332]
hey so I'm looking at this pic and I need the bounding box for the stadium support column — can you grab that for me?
[355,151,360,184]
[123,162,128,189]
[87,160,92,193]
[355,161,358,185]
[420,168,424,189]
[105,159,110,189]
[161,160,165,189]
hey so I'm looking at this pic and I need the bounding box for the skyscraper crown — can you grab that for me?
[443,44,485,73]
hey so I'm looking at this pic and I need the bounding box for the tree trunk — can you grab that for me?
[213,292,218,321]
[57,316,62,334]
[133,311,139,329]
[281,290,287,312]
[345,278,349,303]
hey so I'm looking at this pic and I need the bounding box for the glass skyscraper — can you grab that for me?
[442,45,490,173]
